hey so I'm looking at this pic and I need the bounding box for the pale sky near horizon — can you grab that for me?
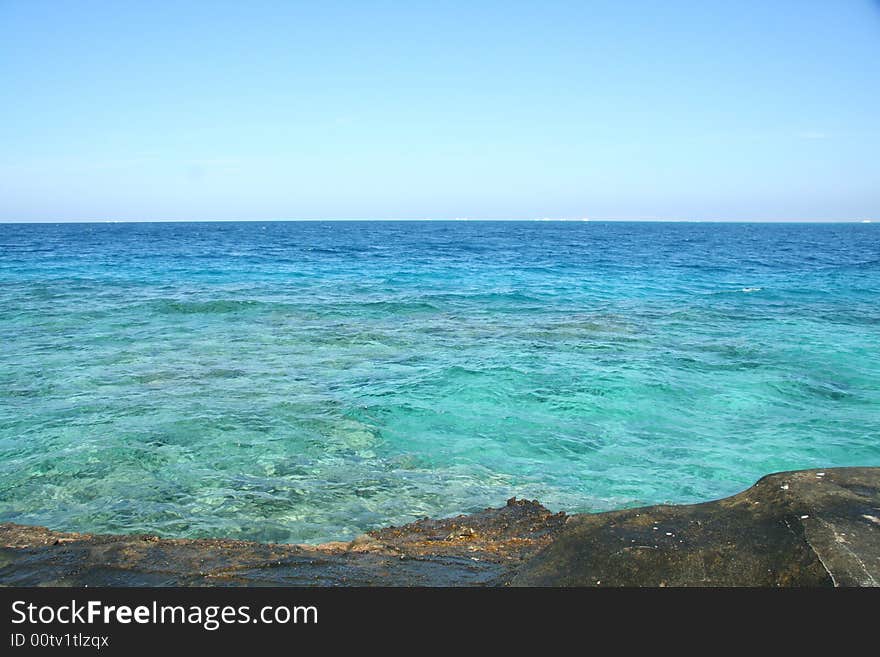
[1,1,879,222]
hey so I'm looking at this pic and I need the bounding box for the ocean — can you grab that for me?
[1,220,878,543]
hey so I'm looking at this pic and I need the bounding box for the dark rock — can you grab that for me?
[0,467,877,586]
[511,467,880,587]
[0,498,565,586]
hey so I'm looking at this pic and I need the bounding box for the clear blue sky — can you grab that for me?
[1,1,878,221]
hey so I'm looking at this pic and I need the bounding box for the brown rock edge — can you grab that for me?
[1,467,877,587]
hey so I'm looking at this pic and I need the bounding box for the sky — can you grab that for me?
[1,1,878,222]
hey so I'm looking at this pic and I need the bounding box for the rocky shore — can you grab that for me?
[1,467,877,586]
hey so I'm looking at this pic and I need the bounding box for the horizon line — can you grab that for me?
[0,217,875,225]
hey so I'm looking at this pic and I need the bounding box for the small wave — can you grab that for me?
[151,299,264,314]
[707,287,764,297]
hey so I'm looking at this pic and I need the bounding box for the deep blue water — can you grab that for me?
[1,221,878,543]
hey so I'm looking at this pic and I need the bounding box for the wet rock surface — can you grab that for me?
[0,498,563,586]
[513,467,880,586]
[1,468,877,586]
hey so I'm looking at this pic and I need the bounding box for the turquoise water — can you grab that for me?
[1,221,878,543]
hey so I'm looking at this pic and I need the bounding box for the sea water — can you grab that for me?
[1,221,878,543]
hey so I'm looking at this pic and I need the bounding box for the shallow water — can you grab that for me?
[1,221,878,543]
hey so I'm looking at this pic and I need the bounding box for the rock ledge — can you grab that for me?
[1,468,877,586]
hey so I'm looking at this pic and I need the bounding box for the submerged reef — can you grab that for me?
[1,467,877,587]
